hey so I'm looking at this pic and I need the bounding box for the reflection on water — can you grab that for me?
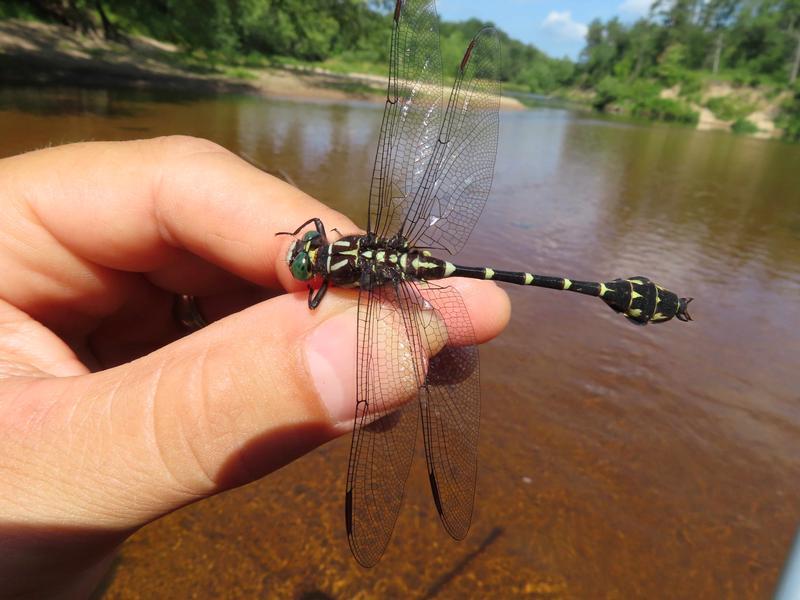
[2,86,799,598]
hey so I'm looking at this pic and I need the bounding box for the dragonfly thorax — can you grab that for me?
[285,227,452,290]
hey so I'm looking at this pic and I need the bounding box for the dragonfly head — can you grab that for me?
[675,297,694,322]
[286,230,322,282]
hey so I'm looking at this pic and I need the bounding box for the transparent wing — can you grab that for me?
[345,278,479,565]
[369,0,444,240]
[413,283,480,539]
[403,27,501,255]
[346,283,427,568]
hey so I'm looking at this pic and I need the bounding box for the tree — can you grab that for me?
[784,0,800,83]
[629,19,658,79]
[651,0,714,69]
[726,0,800,84]
[25,0,97,35]
[701,0,742,74]
[580,19,623,85]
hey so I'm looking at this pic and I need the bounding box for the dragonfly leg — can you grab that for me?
[308,279,330,309]
[275,217,327,238]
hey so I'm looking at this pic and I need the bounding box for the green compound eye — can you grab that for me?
[302,230,320,242]
[291,253,312,281]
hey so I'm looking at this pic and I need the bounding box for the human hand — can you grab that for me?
[0,136,510,598]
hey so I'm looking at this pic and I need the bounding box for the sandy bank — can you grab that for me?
[0,19,524,110]
[660,82,786,139]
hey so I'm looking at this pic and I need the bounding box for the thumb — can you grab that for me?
[3,278,507,534]
[5,291,375,531]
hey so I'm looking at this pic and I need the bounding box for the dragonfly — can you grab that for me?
[277,0,692,567]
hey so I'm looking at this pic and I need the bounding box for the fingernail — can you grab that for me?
[303,308,359,425]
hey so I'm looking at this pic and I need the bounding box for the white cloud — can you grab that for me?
[541,11,588,42]
[618,0,652,17]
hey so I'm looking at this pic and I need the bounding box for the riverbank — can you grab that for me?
[562,76,793,140]
[664,82,788,139]
[3,18,793,136]
[0,19,525,109]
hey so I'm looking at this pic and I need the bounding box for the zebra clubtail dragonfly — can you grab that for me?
[278,0,692,567]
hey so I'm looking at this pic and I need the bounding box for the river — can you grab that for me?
[1,85,799,598]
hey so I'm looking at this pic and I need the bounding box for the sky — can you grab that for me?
[436,0,653,60]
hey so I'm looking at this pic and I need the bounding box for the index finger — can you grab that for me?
[4,136,355,292]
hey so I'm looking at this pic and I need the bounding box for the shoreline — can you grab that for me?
[0,19,525,110]
[0,19,253,95]
[2,18,786,136]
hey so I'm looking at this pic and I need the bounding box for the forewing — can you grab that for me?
[405,28,501,255]
[413,283,481,540]
[346,283,429,567]
[369,0,444,239]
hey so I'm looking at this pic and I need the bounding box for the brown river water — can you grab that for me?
[1,86,799,598]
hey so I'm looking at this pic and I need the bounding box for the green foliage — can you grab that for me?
[727,0,799,81]
[731,117,759,134]
[0,1,39,20]
[592,76,627,110]
[593,76,660,109]
[705,95,755,120]
[111,0,390,60]
[632,97,700,124]
[237,0,387,61]
[570,0,800,133]
[678,71,702,101]
[222,67,258,81]
[578,0,800,90]
[10,0,800,138]
[656,44,689,86]
[778,89,800,141]
[441,20,573,93]
[7,1,570,94]
[593,74,697,124]
[8,0,100,31]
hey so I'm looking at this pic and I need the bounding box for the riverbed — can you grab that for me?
[2,85,799,598]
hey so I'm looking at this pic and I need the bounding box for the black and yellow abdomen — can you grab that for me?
[285,226,692,326]
[598,276,693,325]
[433,264,693,326]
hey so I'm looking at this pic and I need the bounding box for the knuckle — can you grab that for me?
[153,134,229,159]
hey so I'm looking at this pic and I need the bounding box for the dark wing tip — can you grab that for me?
[428,457,475,541]
[429,470,445,515]
[460,39,477,72]
[345,489,354,535]
[346,498,383,567]
[460,27,500,72]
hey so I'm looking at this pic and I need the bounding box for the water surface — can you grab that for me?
[2,86,799,598]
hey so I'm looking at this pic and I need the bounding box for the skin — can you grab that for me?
[0,136,511,598]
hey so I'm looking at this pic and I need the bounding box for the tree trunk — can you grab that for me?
[95,0,116,41]
[791,32,800,85]
[712,32,723,75]
[68,0,89,34]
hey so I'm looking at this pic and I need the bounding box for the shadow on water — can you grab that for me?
[421,527,504,599]
[296,591,335,600]
[0,85,138,118]
[0,84,213,118]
